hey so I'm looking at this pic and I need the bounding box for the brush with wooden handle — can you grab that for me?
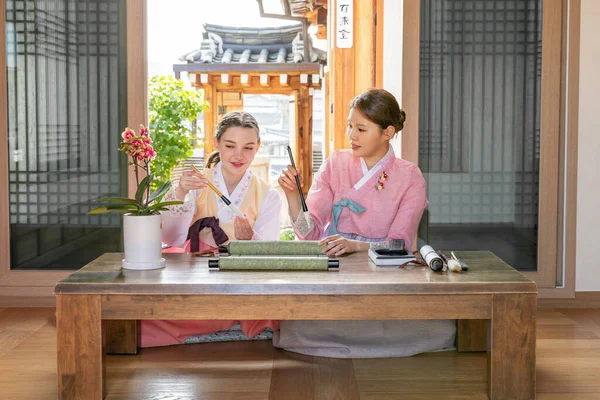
[189,164,245,218]
[451,251,469,271]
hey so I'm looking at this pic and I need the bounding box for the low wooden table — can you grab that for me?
[55,251,537,399]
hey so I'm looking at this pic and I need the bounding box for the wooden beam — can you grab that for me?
[311,74,320,86]
[280,74,289,86]
[173,62,320,74]
[220,73,231,86]
[213,76,304,92]
[260,74,270,87]
[241,74,251,87]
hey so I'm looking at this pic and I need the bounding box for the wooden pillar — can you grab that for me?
[401,0,421,164]
[126,0,148,197]
[307,89,314,187]
[375,0,384,88]
[296,86,313,193]
[0,0,10,275]
[203,77,216,155]
[57,295,105,399]
[354,0,376,91]
[328,0,377,151]
[324,71,332,158]
[105,320,138,354]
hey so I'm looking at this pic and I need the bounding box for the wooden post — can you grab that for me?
[456,319,487,352]
[401,0,421,164]
[105,320,138,354]
[296,86,313,194]
[0,0,10,277]
[488,294,536,399]
[328,0,377,152]
[324,70,332,158]
[56,295,105,399]
[127,0,148,197]
[203,78,216,155]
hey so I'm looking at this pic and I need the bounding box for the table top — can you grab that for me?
[54,251,536,296]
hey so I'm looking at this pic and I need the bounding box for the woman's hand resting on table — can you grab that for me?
[319,235,370,257]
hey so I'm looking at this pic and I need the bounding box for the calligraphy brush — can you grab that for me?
[189,164,246,219]
[451,251,469,271]
[286,145,308,212]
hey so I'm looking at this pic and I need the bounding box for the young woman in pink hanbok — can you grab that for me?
[276,88,456,358]
[140,111,281,347]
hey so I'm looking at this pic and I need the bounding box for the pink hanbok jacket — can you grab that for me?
[294,147,428,250]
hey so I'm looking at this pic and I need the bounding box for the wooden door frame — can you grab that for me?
[0,0,147,306]
[402,0,580,297]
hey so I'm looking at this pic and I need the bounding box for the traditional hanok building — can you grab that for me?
[173,23,326,190]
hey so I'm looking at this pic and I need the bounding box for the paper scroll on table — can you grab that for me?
[209,240,338,271]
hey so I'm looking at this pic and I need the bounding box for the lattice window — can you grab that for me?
[5,0,124,269]
[419,0,541,227]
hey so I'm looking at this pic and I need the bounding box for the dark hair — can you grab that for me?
[205,111,261,169]
[349,88,406,135]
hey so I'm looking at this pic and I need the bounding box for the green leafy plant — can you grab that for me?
[88,125,183,216]
[280,226,296,241]
[149,75,208,190]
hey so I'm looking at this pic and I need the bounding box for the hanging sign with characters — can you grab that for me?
[336,0,353,48]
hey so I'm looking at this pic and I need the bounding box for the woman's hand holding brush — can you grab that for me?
[175,169,208,200]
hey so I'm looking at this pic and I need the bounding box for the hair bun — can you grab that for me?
[398,109,406,131]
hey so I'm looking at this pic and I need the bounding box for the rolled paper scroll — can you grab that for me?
[224,240,323,256]
[209,255,338,271]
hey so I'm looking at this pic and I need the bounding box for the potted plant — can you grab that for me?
[89,125,182,270]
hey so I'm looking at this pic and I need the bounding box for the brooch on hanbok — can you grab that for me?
[376,171,387,190]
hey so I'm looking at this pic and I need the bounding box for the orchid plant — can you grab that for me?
[88,125,183,216]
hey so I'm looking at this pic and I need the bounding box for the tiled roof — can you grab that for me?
[179,23,326,65]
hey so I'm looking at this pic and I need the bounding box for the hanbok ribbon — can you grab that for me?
[329,199,366,235]
[186,216,229,252]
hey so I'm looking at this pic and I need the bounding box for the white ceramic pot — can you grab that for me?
[122,213,165,270]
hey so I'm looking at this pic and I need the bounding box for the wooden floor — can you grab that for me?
[2,308,600,399]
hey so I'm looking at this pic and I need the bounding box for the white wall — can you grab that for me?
[575,0,600,291]
[383,0,403,157]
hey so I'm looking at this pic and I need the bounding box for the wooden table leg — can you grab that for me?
[57,294,105,400]
[488,293,536,400]
[456,319,488,352]
[105,320,138,355]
